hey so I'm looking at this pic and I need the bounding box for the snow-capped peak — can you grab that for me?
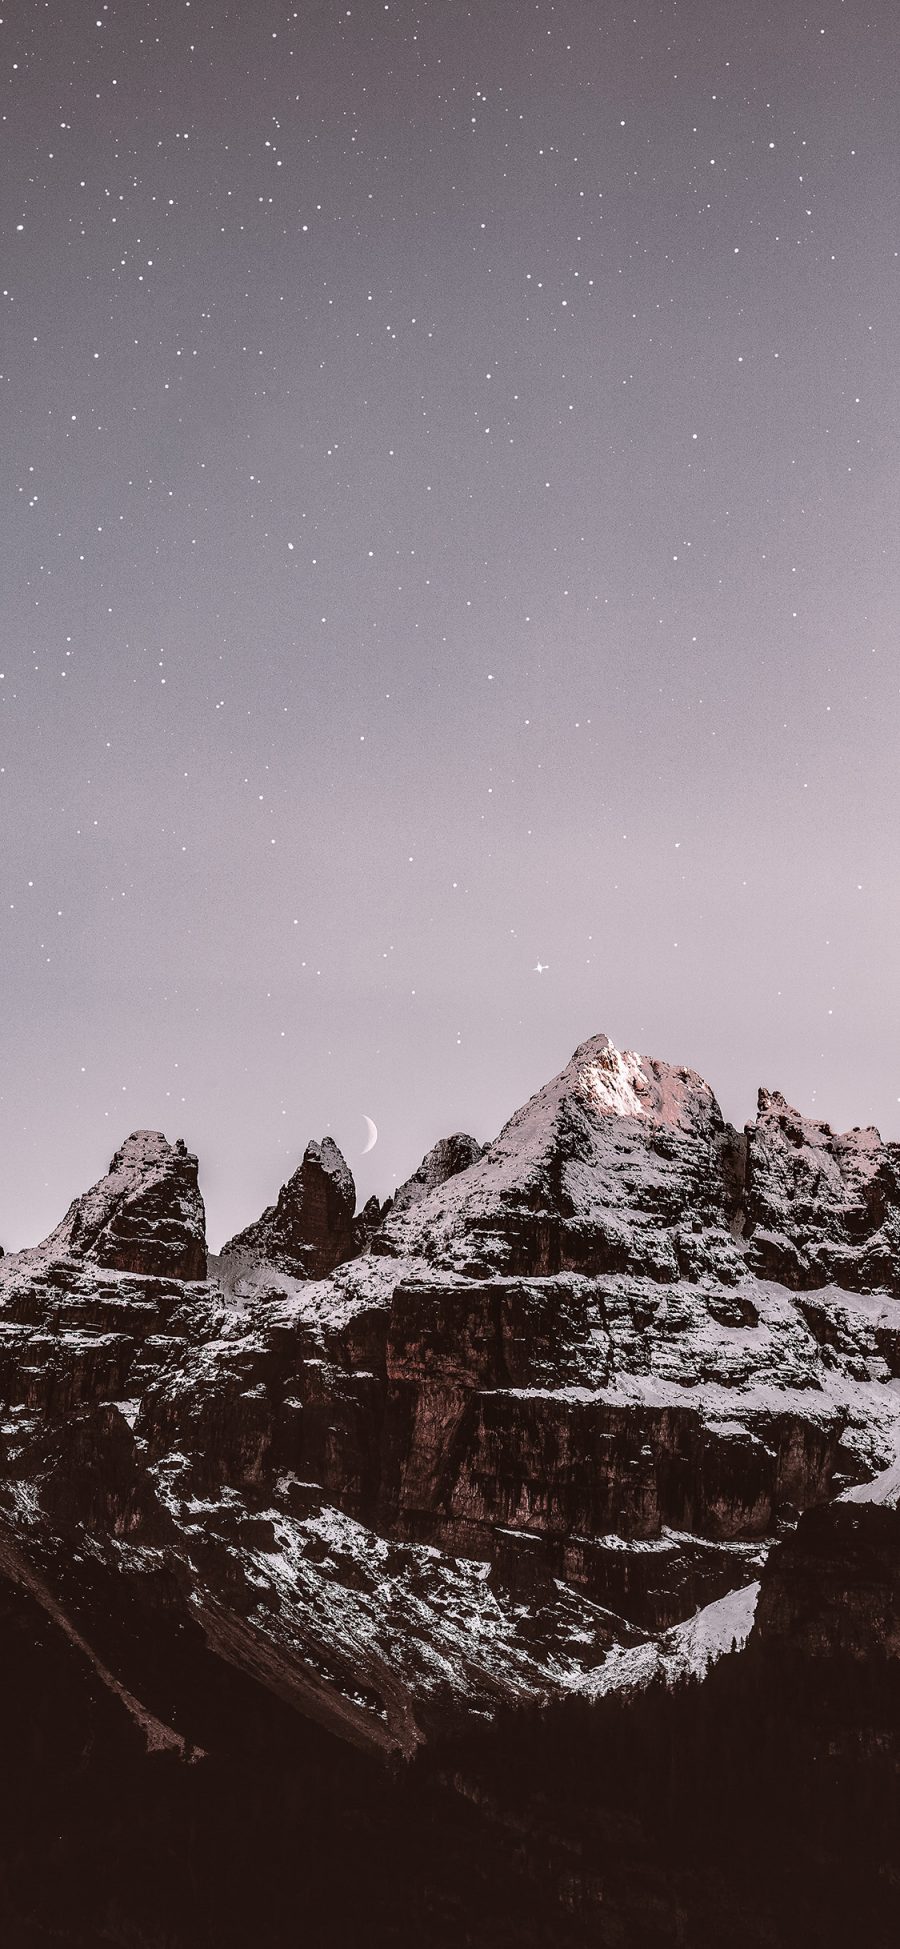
[576,1042,650,1120]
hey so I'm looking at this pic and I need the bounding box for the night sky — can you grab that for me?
[2,0,898,1250]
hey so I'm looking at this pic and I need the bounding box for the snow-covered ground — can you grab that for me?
[574,1580,761,1700]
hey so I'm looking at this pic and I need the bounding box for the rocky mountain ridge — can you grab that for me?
[1,1031,898,1943]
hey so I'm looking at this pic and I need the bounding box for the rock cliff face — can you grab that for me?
[377,1036,742,1282]
[33,1130,206,1281]
[220,1135,357,1277]
[0,1038,899,1944]
[738,1087,900,1294]
[391,1132,485,1214]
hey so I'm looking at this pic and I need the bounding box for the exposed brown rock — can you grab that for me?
[374,1275,841,1578]
[221,1136,357,1277]
[353,1192,391,1253]
[1,1038,899,1946]
[378,1033,745,1284]
[741,1088,900,1293]
[36,1131,206,1281]
[1,1033,899,1788]
[753,1497,900,1663]
[32,1401,172,1543]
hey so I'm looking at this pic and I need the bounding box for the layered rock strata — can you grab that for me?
[220,1136,358,1278]
[0,1036,898,1771]
[32,1130,206,1281]
[738,1087,900,1294]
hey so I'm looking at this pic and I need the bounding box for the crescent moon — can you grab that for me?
[362,1115,378,1154]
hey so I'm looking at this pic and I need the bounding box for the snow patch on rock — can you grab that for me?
[576,1043,650,1120]
[577,1579,761,1699]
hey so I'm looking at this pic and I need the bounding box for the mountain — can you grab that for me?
[218,1134,361,1277]
[0,1032,898,1945]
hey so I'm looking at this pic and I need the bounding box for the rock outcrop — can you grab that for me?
[0,1034,899,1944]
[753,1495,900,1663]
[220,1137,357,1277]
[376,1034,745,1284]
[34,1130,206,1281]
[738,1088,900,1294]
[391,1132,485,1215]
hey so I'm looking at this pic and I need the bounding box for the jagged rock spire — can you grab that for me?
[38,1130,206,1281]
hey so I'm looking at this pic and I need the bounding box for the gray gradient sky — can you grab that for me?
[2,0,898,1250]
